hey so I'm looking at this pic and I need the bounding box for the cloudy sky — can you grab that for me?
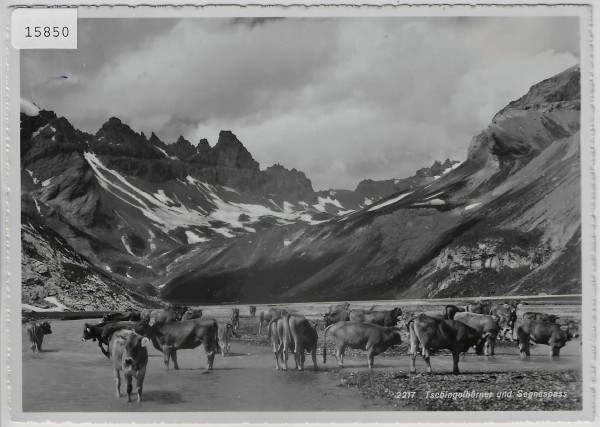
[21,17,579,190]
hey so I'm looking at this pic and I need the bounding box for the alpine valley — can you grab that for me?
[20,65,581,309]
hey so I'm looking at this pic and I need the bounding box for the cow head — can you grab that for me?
[82,323,95,341]
[321,313,333,327]
[133,317,152,335]
[122,332,149,372]
[40,322,52,335]
[342,302,350,311]
[559,325,573,342]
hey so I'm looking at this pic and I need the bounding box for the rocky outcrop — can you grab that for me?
[22,214,159,311]
[260,164,314,199]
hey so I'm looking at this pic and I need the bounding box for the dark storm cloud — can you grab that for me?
[21,17,579,190]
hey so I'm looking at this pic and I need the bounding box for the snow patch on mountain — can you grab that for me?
[314,196,343,212]
[20,98,40,116]
[368,192,413,212]
[186,231,208,244]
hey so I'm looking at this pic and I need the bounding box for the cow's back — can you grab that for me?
[288,314,318,350]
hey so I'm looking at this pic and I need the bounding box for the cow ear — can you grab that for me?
[86,327,90,333]
[141,337,149,347]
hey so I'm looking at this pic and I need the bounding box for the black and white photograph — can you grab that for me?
[1,2,596,425]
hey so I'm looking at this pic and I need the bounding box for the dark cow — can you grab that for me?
[217,322,240,357]
[453,312,501,355]
[408,314,480,374]
[140,308,153,320]
[523,312,559,323]
[327,302,350,313]
[181,309,203,321]
[515,318,574,356]
[81,321,137,358]
[135,317,219,370]
[323,321,401,368]
[103,311,141,322]
[26,321,52,353]
[489,305,517,340]
[259,307,288,334]
[321,309,351,327]
[466,302,491,314]
[348,307,402,327]
[110,329,149,403]
[231,308,240,330]
[443,304,465,320]
[249,306,257,317]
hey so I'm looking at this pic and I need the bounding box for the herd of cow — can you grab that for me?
[25,300,578,404]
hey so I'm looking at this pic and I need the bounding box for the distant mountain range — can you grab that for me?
[20,65,581,309]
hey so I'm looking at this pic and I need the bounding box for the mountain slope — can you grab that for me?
[160,65,581,303]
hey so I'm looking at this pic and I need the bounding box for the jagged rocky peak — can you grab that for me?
[95,116,143,144]
[169,135,198,160]
[197,138,211,152]
[496,64,580,118]
[416,158,460,177]
[212,130,259,170]
[149,131,165,148]
[260,163,314,198]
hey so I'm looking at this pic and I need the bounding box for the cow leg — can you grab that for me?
[31,341,36,353]
[282,348,289,371]
[297,349,305,371]
[484,338,491,356]
[163,346,172,369]
[551,346,560,357]
[410,352,417,373]
[490,338,496,356]
[37,340,43,352]
[100,342,110,358]
[273,349,281,370]
[518,339,530,357]
[125,373,133,403]
[422,348,432,374]
[171,348,180,370]
[205,346,215,370]
[366,347,375,369]
[336,345,345,367]
[226,343,231,357]
[113,368,121,398]
[451,351,460,375]
[136,368,146,403]
[311,347,318,371]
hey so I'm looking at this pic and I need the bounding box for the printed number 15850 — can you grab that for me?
[25,26,70,38]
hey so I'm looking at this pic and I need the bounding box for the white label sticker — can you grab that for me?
[11,8,77,49]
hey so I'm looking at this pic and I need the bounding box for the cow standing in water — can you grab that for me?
[135,317,219,370]
[408,314,480,374]
[217,323,240,357]
[27,321,52,353]
[323,321,401,368]
[514,318,575,356]
[110,329,149,403]
[249,306,257,317]
[269,314,319,371]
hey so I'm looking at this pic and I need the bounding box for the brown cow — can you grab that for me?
[259,307,287,334]
[321,309,351,327]
[110,329,149,403]
[453,312,500,355]
[281,314,319,371]
[489,305,517,340]
[231,308,240,330]
[181,309,203,321]
[27,321,52,353]
[515,318,574,356]
[443,304,465,320]
[81,321,137,358]
[249,306,257,317]
[268,316,294,370]
[323,321,401,368]
[466,302,491,314]
[135,317,218,370]
[348,308,402,327]
[523,312,559,323]
[327,302,350,313]
[217,322,240,357]
[408,314,480,374]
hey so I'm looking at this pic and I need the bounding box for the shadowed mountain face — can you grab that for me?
[21,65,581,308]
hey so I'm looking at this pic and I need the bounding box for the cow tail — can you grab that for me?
[323,325,332,364]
